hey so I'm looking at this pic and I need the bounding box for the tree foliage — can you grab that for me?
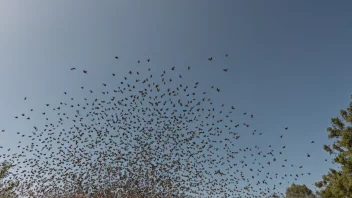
[285,183,315,198]
[0,161,18,198]
[315,94,352,197]
[269,192,281,198]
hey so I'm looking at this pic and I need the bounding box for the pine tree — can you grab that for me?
[315,94,352,197]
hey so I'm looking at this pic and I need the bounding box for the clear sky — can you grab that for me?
[1,0,352,196]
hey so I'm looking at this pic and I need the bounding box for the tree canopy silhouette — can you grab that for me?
[0,161,18,198]
[315,94,352,198]
[285,183,316,198]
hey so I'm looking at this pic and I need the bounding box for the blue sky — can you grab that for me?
[1,0,352,196]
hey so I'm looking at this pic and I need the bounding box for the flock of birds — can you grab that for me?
[0,55,324,198]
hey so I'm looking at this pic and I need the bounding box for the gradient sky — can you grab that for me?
[1,0,352,196]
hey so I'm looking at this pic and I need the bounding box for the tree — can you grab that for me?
[315,94,352,198]
[0,161,18,198]
[269,192,281,198]
[285,183,316,198]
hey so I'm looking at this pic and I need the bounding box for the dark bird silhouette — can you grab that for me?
[0,56,313,198]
